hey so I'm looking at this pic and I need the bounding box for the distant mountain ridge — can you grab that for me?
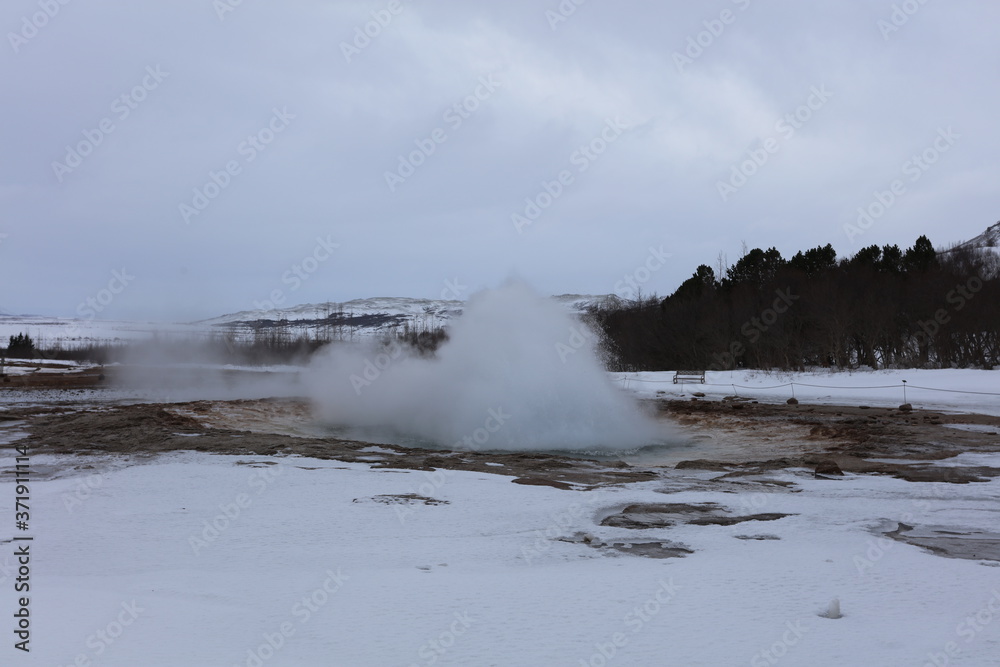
[197,294,613,337]
[0,294,615,348]
[942,222,1000,280]
[199,297,463,327]
[946,221,1000,252]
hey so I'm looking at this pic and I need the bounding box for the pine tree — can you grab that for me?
[7,333,35,358]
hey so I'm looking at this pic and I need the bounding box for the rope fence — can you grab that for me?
[617,375,1000,398]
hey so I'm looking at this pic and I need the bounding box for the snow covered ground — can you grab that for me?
[3,437,999,666]
[198,294,602,328]
[2,363,998,665]
[616,368,1000,417]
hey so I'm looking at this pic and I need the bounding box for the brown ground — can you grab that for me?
[3,400,658,489]
[4,391,999,487]
[659,397,1000,483]
[5,384,1000,562]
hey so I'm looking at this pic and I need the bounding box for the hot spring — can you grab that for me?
[304,281,683,457]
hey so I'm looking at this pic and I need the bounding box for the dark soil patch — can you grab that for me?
[355,494,449,506]
[600,502,792,529]
[886,523,1000,562]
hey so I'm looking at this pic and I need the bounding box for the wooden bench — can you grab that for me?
[673,370,706,384]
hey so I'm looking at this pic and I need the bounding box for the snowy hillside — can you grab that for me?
[956,221,1000,249]
[0,295,611,349]
[200,294,608,327]
[944,221,1000,260]
[194,293,611,343]
[199,297,464,327]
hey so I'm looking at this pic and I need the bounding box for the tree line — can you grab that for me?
[589,235,1000,371]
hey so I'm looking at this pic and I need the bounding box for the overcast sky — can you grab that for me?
[1,0,997,321]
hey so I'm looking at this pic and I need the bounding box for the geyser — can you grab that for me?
[306,282,670,452]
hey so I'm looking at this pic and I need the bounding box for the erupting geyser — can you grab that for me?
[306,281,670,452]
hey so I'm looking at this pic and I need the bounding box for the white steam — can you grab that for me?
[305,281,667,452]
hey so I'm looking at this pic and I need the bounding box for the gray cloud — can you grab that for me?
[2,0,997,319]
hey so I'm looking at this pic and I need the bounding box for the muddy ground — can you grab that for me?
[1,399,658,488]
[4,386,1000,562]
[3,393,999,488]
[660,397,1000,482]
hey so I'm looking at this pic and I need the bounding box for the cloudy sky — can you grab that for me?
[1,0,997,320]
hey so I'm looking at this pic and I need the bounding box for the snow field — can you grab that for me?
[2,448,998,666]
[618,368,1000,416]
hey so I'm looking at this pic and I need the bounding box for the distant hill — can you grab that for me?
[942,221,1000,278]
[196,294,612,338]
[945,221,1000,253]
[0,294,613,349]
